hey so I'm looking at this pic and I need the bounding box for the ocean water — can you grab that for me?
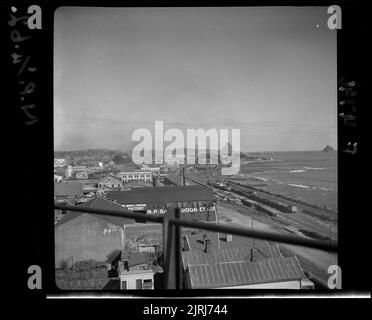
[239,151,337,211]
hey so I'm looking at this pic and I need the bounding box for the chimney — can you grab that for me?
[123,260,129,272]
[226,234,232,242]
[204,239,211,253]
[202,233,207,243]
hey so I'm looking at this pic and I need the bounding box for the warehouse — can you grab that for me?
[107,185,217,221]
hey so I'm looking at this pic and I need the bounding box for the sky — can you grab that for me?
[54,7,337,152]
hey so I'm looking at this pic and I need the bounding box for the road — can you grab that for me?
[217,204,337,276]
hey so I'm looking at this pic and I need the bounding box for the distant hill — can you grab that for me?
[54,149,131,164]
[322,145,335,152]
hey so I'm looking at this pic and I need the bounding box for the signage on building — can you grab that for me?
[122,204,215,215]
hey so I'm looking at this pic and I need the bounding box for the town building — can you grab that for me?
[65,165,88,178]
[119,269,154,289]
[183,232,282,261]
[141,166,161,175]
[87,166,105,174]
[55,197,136,267]
[184,255,308,289]
[181,232,314,289]
[119,171,153,183]
[107,185,217,221]
[98,173,123,190]
[54,158,66,167]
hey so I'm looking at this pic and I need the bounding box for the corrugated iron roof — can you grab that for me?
[55,197,136,227]
[182,247,253,269]
[107,185,215,204]
[187,257,305,288]
[185,232,280,258]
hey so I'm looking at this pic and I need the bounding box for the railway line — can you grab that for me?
[185,175,337,242]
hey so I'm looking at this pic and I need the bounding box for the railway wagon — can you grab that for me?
[241,199,277,217]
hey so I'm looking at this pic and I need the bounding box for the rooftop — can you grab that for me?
[185,232,282,259]
[182,247,254,269]
[122,251,148,267]
[107,185,216,204]
[120,269,154,276]
[187,257,305,289]
[101,173,122,181]
[55,197,136,227]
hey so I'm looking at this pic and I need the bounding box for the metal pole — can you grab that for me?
[54,204,163,223]
[174,208,182,289]
[168,218,338,252]
[163,207,182,289]
[252,218,255,249]
[163,207,173,288]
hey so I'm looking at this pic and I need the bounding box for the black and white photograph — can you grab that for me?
[53,6,338,290]
[6,0,369,309]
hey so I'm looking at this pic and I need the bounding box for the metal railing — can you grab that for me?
[55,203,337,289]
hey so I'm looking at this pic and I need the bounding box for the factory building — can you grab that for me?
[107,185,217,221]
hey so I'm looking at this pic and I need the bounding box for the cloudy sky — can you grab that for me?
[54,6,337,152]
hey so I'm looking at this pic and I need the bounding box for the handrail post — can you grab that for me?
[163,207,182,289]
[174,207,182,289]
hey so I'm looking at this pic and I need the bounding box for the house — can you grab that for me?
[118,251,149,271]
[54,197,136,267]
[98,173,123,190]
[119,269,154,290]
[112,250,156,290]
